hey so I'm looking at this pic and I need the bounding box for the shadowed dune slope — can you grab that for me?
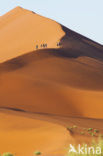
[0,7,103,119]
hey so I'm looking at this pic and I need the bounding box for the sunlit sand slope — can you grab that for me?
[0,111,69,156]
[0,6,65,63]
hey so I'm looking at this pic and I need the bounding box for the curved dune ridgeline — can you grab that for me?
[0,6,65,63]
[0,49,103,118]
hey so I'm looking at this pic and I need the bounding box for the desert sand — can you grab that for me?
[0,6,103,156]
[0,111,70,156]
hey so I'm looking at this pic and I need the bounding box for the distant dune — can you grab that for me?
[0,6,103,156]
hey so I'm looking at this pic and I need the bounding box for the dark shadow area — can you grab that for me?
[60,25,103,61]
[0,107,26,112]
[61,25,103,47]
[0,48,83,73]
[0,107,82,119]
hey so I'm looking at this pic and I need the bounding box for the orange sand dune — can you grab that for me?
[0,6,103,155]
[0,50,103,118]
[1,110,100,156]
[0,6,103,119]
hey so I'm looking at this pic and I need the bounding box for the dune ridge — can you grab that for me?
[0,6,65,63]
[0,48,103,118]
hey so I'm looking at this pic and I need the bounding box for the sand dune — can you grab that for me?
[0,6,103,155]
[0,49,103,118]
[1,109,103,156]
[0,6,103,118]
[0,6,65,63]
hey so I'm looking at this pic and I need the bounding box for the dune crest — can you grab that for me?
[0,7,65,63]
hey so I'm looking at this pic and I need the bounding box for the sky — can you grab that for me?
[0,0,103,45]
